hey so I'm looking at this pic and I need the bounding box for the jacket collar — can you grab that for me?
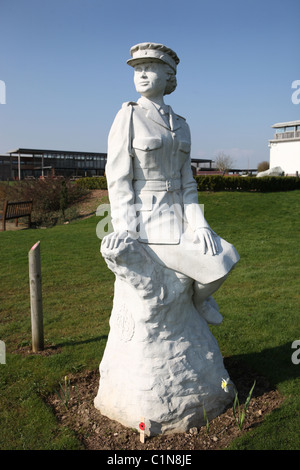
[137,96,181,131]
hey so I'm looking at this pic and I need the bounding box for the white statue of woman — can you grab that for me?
[95,43,239,435]
[102,42,239,325]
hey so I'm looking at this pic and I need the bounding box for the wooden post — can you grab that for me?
[2,200,8,231]
[18,152,21,180]
[29,241,44,352]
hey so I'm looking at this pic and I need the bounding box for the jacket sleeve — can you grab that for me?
[180,123,210,231]
[105,103,137,233]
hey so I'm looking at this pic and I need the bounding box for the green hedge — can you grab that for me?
[75,176,108,190]
[195,175,300,192]
[75,175,300,192]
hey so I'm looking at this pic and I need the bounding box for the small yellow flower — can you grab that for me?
[221,378,230,392]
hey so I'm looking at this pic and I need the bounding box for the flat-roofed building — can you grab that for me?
[269,121,300,175]
[0,148,107,180]
[191,158,214,175]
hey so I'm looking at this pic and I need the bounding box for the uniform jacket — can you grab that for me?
[105,96,204,244]
[105,96,240,283]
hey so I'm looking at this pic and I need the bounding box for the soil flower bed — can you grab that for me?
[45,357,284,450]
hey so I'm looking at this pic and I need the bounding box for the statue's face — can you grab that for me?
[134,61,168,98]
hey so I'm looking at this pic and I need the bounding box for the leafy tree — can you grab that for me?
[257,161,269,172]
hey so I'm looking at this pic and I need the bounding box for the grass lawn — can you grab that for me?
[0,190,299,450]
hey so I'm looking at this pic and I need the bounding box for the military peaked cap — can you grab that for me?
[127,42,180,73]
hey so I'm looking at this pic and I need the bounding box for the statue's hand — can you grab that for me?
[101,230,129,251]
[193,227,218,255]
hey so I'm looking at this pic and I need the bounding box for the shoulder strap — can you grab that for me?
[122,101,137,108]
[128,103,134,157]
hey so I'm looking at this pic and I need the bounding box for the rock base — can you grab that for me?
[94,238,234,436]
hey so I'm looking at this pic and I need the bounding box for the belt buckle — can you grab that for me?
[166,180,172,191]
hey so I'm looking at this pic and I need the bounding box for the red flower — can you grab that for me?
[139,422,145,431]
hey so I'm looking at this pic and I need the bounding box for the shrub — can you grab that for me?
[59,180,69,217]
[61,175,300,193]
[75,176,107,190]
[0,182,9,202]
[3,178,88,226]
[194,175,300,192]
[257,161,269,173]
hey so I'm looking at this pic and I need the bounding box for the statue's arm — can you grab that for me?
[180,124,218,255]
[105,104,137,241]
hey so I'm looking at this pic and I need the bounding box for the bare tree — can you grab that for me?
[215,152,234,174]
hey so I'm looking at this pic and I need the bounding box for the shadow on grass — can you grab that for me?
[56,335,108,348]
[225,341,298,402]
[39,340,296,401]
[13,335,108,358]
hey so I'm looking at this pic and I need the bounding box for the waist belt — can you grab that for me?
[133,178,181,192]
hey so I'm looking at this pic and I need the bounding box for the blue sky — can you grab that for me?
[0,0,299,169]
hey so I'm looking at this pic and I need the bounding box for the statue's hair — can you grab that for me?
[129,42,179,95]
[164,64,177,95]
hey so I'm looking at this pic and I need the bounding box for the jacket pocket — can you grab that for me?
[178,140,191,154]
[133,137,162,170]
[133,136,162,151]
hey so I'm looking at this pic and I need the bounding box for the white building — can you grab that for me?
[269,120,300,175]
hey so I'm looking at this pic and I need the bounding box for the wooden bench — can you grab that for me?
[0,200,33,231]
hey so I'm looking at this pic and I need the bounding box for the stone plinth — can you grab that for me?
[94,237,234,436]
